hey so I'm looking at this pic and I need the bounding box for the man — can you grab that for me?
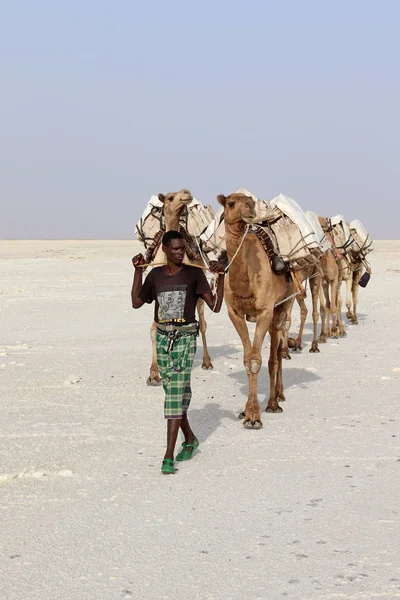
[131,230,225,474]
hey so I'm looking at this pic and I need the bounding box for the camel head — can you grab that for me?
[319,215,347,249]
[318,216,331,232]
[158,189,193,218]
[217,193,257,225]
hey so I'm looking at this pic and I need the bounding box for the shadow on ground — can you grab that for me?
[193,343,241,362]
[228,366,321,401]
[286,311,368,345]
[189,366,321,442]
[189,402,238,443]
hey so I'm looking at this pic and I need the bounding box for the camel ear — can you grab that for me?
[217,195,226,206]
[158,193,166,203]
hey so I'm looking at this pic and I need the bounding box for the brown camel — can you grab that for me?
[319,216,364,328]
[146,189,213,386]
[282,245,343,355]
[217,192,294,428]
[318,248,342,339]
[341,220,372,325]
[339,253,365,325]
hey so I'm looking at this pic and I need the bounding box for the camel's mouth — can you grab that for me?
[242,210,257,224]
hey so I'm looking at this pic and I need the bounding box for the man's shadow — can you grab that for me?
[189,402,238,444]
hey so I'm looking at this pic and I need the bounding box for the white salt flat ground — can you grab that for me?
[1,240,399,600]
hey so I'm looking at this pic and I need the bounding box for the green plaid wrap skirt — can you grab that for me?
[156,323,198,419]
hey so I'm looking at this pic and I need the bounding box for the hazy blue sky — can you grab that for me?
[1,0,399,239]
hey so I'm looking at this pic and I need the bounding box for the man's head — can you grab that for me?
[162,230,185,265]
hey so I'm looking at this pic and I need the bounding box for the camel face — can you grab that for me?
[319,216,346,249]
[217,193,257,225]
[330,224,346,249]
[158,189,193,219]
[318,216,330,232]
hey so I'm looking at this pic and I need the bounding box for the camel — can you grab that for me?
[318,248,342,339]
[341,220,372,326]
[146,189,213,385]
[339,251,365,325]
[319,216,365,328]
[217,192,295,428]
[282,242,343,356]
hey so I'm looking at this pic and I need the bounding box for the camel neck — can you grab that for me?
[165,207,188,233]
[165,217,180,232]
[225,222,250,284]
[225,222,248,258]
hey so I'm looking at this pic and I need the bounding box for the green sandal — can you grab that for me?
[176,437,199,462]
[161,458,176,474]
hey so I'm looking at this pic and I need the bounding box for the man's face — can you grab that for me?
[162,238,185,265]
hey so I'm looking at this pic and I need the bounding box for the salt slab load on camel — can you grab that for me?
[267,193,325,269]
[349,219,373,257]
[304,210,332,254]
[329,215,355,254]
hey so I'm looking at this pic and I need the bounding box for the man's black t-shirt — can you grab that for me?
[139,265,212,324]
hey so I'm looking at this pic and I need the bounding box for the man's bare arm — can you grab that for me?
[131,254,146,309]
[201,272,225,313]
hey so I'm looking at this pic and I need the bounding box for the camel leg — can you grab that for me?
[345,276,354,321]
[324,283,332,337]
[147,321,162,386]
[282,296,296,360]
[245,311,277,426]
[290,294,307,351]
[337,280,346,337]
[197,299,213,370]
[319,282,328,342]
[321,280,332,337]
[275,339,286,402]
[227,307,264,428]
[351,270,362,324]
[282,323,290,360]
[266,309,286,413]
[329,279,339,338]
[309,276,321,353]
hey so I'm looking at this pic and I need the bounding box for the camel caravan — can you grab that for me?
[135,189,373,428]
